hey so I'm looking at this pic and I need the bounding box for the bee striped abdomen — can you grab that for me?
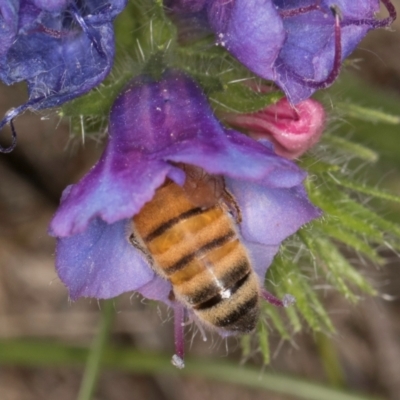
[133,180,260,334]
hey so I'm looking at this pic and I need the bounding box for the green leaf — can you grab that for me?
[329,173,400,205]
[60,71,133,117]
[313,182,400,242]
[269,255,334,332]
[264,305,291,340]
[315,332,345,388]
[240,335,251,358]
[322,135,379,162]
[210,84,282,113]
[299,156,340,174]
[257,322,270,365]
[336,102,400,125]
[299,232,376,300]
[314,220,383,264]
[307,182,383,242]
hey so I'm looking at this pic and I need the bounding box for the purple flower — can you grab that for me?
[49,69,320,304]
[0,0,127,151]
[164,0,396,104]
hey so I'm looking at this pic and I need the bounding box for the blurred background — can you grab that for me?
[0,2,400,400]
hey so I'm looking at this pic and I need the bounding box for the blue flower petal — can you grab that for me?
[166,0,390,103]
[245,240,279,283]
[0,0,127,121]
[0,0,18,57]
[136,276,173,303]
[207,0,285,82]
[274,0,381,103]
[55,217,155,300]
[32,0,69,13]
[226,178,322,245]
[50,154,184,237]
[50,70,307,238]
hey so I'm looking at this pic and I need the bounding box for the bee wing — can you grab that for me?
[181,164,242,223]
[180,164,225,208]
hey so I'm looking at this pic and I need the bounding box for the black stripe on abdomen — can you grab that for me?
[189,258,250,305]
[165,231,236,275]
[193,272,250,311]
[144,207,208,242]
[214,294,259,328]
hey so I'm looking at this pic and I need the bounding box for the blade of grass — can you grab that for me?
[77,300,114,400]
[0,339,384,400]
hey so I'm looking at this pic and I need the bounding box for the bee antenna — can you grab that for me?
[171,303,186,369]
[261,289,296,307]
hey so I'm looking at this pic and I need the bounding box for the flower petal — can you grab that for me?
[208,0,285,83]
[245,240,279,282]
[274,0,382,103]
[50,70,308,238]
[226,178,321,246]
[54,217,155,300]
[32,0,69,13]
[0,0,18,57]
[50,154,185,237]
[166,0,391,103]
[0,0,127,120]
[136,276,173,303]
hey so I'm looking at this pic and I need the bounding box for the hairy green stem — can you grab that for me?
[77,300,114,400]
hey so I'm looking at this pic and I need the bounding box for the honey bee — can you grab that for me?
[131,164,261,336]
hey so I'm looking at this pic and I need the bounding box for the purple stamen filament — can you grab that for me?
[343,0,397,29]
[0,119,17,153]
[172,304,185,368]
[0,96,44,154]
[279,1,396,90]
[261,289,285,307]
[279,0,321,18]
[287,5,342,90]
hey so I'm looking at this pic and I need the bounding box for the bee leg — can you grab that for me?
[171,303,186,369]
[128,233,154,267]
[261,289,296,308]
[221,188,242,224]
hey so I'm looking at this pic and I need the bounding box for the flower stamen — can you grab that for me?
[172,303,186,369]
[261,289,296,308]
[0,96,45,153]
[288,4,342,90]
[278,0,321,18]
[342,0,397,29]
[0,118,17,154]
[68,2,106,59]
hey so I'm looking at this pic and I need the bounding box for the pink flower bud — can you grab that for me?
[223,97,326,159]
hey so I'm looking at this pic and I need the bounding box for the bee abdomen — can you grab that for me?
[144,206,205,242]
[187,258,250,306]
[196,271,260,333]
[193,271,251,311]
[143,205,231,278]
[133,179,260,333]
[165,231,235,275]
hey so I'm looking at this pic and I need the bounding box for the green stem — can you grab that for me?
[0,339,383,400]
[315,332,345,388]
[77,300,114,400]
